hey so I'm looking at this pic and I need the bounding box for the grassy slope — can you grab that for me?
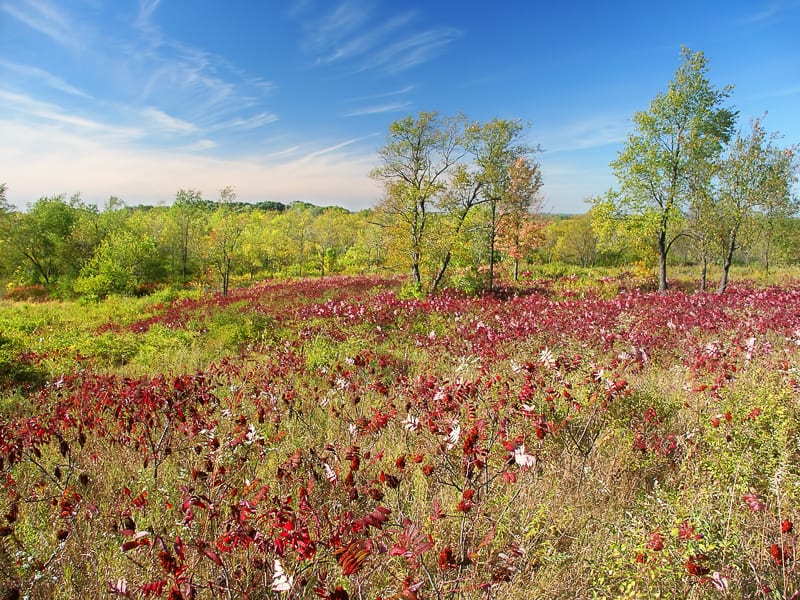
[0,273,798,599]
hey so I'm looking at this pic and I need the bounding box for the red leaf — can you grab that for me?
[678,520,702,541]
[140,581,166,597]
[438,546,457,570]
[646,531,663,551]
[356,505,391,531]
[769,543,784,565]
[203,548,223,566]
[743,492,765,512]
[685,556,710,576]
[335,543,370,576]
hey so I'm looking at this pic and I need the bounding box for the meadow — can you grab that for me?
[0,272,798,599]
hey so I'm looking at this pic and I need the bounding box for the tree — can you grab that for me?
[712,120,796,291]
[549,213,598,267]
[610,47,737,291]
[311,207,354,277]
[428,163,483,292]
[169,189,210,284]
[207,187,247,296]
[753,146,800,274]
[0,183,13,280]
[466,118,537,290]
[590,190,655,267]
[371,112,464,289]
[73,229,162,297]
[0,183,9,212]
[280,203,316,277]
[8,196,79,286]
[497,157,544,280]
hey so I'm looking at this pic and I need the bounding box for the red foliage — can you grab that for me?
[646,531,664,551]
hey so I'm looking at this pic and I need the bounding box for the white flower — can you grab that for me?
[323,462,337,485]
[445,420,460,451]
[539,347,555,369]
[271,558,293,592]
[709,571,728,593]
[513,445,537,468]
[402,414,420,432]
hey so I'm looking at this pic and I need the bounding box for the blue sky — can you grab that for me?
[1,0,798,213]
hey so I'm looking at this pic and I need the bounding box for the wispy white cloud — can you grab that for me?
[181,139,217,152]
[742,2,783,23]
[362,28,461,72]
[136,0,162,27]
[348,85,415,102]
[141,107,199,134]
[317,11,416,65]
[307,0,374,54]
[344,101,412,117]
[300,0,460,73]
[0,60,92,98]
[0,91,144,139]
[297,136,375,162]
[1,0,82,51]
[220,112,280,130]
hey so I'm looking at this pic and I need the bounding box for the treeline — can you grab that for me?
[0,186,388,299]
[1,180,797,302]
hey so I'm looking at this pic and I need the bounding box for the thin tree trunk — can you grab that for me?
[700,254,707,293]
[411,255,422,287]
[431,251,452,294]
[718,232,737,294]
[657,230,668,292]
[488,202,497,292]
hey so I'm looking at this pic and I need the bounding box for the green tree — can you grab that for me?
[551,213,598,267]
[207,187,247,296]
[73,229,162,297]
[610,47,737,291]
[371,112,464,289]
[466,118,537,290]
[0,182,9,212]
[169,189,210,284]
[0,184,13,281]
[429,163,483,292]
[311,207,354,276]
[713,119,798,292]
[590,190,655,267]
[7,196,81,287]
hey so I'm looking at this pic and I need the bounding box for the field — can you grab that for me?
[0,273,798,599]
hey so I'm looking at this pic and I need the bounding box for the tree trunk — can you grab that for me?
[513,257,520,281]
[699,255,707,293]
[657,230,668,292]
[411,255,422,287]
[222,258,231,297]
[431,251,452,294]
[488,202,497,292]
[718,231,737,294]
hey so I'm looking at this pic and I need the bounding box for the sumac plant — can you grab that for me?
[0,274,799,598]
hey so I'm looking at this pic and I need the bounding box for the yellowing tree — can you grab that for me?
[371,112,464,291]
